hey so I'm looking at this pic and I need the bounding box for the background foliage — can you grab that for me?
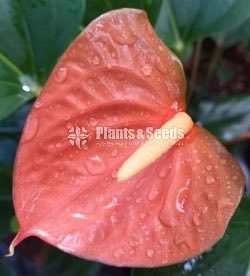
[0,0,249,275]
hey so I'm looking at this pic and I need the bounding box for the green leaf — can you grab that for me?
[197,96,250,142]
[83,0,162,26]
[155,0,250,55]
[40,248,100,276]
[19,0,86,80]
[0,166,14,238]
[0,262,14,276]
[133,196,250,276]
[0,0,85,121]
[0,0,36,74]
[214,17,250,47]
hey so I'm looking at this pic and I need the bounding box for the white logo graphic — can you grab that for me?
[67,125,89,148]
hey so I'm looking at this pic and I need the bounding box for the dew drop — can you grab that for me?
[92,56,100,65]
[147,186,160,202]
[89,117,98,127]
[206,175,215,184]
[171,101,179,111]
[34,100,43,109]
[22,113,39,143]
[193,213,201,226]
[129,237,138,247]
[113,248,125,258]
[111,170,117,179]
[19,75,38,93]
[53,67,68,83]
[155,57,167,74]
[85,155,106,175]
[112,31,137,45]
[128,249,135,257]
[141,64,152,76]
[206,165,212,171]
[140,212,146,219]
[146,249,154,258]
[220,159,226,165]
[158,168,166,179]
[159,45,164,52]
[113,116,118,122]
[55,143,61,148]
[111,149,118,157]
[84,201,96,214]
[176,179,191,213]
[135,197,142,204]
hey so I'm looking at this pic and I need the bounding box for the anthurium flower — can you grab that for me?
[9,9,245,267]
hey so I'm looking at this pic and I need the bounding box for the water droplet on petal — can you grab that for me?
[34,100,43,109]
[113,116,118,122]
[111,170,117,179]
[92,56,100,65]
[146,249,154,258]
[113,248,125,258]
[22,113,39,143]
[171,101,179,111]
[85,155,106,175]
[111,149,118,157]
[193,213,201,226]
[112,31,137,45]
[206,175,215,184]
[159,45,164,52]
[206,165,212,171]
[220,159,226,165]
[89,117,98,127]
[155,57,167,74]
[147,186,160,202]
[158,168,166,179]
[176,179,191,213]
[140,212,146,219]
[53,67,68,83]
[135,197,142,204]
[141,64,152,76]
[129,249,135,256]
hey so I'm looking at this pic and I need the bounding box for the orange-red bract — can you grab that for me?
[10,9,245,267]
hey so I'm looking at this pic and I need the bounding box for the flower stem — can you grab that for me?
[165,0,184,57]
[187,39,203,102]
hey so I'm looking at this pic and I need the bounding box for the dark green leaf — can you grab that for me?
[0,166,14,238]
[197,96,250,142]
[0,262,14,276]
[83,0,162,27]
[214,17,250,47]
[0,0,36,74]
[40,248,100,276]
[155,0,250,55]
[0,0,85,120]
[19,0,86,80]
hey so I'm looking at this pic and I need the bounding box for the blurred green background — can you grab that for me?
[0,0,250,275]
